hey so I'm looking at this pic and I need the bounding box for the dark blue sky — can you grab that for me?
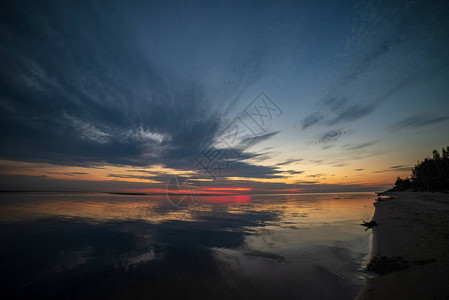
[1,0,449,192]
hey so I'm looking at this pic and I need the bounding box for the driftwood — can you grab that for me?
[376,196,395,202]
[360,220,377,230]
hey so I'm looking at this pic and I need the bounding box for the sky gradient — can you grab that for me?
[1,0,449,193]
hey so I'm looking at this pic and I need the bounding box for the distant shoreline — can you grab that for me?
[357,191,449,299]
[0,190,381,195]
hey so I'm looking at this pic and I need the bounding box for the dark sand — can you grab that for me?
[356,192,449,300]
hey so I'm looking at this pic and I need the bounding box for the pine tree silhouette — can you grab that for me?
[393,146,449,192]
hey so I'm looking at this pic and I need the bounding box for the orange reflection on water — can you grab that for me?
[120,187,252,195]
[0,193,197,224]
[0,193,375,234]
[200,195,252,204]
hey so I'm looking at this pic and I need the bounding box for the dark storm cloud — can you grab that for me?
[0,0,279,169]
[389,115,449,132]
[0,0,208,166]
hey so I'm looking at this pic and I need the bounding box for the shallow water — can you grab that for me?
[0,192,375,299]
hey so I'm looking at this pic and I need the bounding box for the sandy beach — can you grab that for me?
[357,192,449,300]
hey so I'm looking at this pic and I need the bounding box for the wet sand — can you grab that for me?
[357,192,449,300]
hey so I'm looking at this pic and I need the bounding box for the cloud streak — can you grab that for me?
[374,165,412,173]
[389,115,449,132]
[316,129,348,144]
[344,141,379,150]
[301,97,377,130]
[275,159,304,166]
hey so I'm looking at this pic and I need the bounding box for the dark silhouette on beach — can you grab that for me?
[392,146,449,192]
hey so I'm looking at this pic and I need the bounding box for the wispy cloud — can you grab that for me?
[389,115,448,132]
[321,145,335,150]
[301,97,377,129]
[299,0,449,133]
[316,129,348,144]
[275,158,303,166]
[219,161,284,179]
[332,163,349,167]
[306,173,326,178]
[374,165,412,173]
[286,170,304,175]
[344,141,379,150]
[239,131,280,150]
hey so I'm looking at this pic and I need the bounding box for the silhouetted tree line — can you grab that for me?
[393,146,449,192]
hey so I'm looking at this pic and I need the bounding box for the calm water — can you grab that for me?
[0,192,375,300]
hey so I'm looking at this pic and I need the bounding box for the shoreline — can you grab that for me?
[356,192,449,300]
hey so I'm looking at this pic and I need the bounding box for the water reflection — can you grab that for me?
[0,192,374,299]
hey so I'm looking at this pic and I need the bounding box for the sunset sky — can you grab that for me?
[1,0,449,194]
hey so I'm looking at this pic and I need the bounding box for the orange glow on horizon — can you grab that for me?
[202,187,252,191]
[0,159,400,193]
[270,188,306,193]
[200,195,252,204]
[119,186,252,195]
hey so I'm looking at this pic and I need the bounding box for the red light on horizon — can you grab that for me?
[119,186,252,195]
[201,195,252,204]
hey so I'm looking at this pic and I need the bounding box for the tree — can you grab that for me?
[393,146,449,192]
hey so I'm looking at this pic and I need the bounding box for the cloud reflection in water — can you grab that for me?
[0,193,374,299]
